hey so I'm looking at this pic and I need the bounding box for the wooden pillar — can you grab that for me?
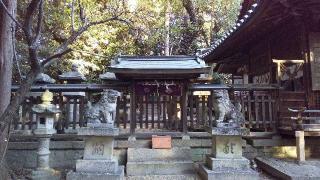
[295,131,305,162]
[130,81,136,135]
[181,82,188,133]
[300,19,311,108]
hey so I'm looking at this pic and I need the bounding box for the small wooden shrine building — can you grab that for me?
[201,0,320,130]
[106,55,209,134]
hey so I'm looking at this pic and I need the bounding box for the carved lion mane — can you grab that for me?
[84,89,121,125]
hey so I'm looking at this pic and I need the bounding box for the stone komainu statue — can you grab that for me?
[212,90,245,128]
[84,89,121,125]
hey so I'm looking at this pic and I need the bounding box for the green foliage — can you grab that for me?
[13,0,241,82]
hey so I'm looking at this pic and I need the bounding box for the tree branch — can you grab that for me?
[0,0,24,30]
[33,0,44,47]
[41,48,72,66]
[23,0,42,71]
[24,0,40,44]
[42,16,131,67]
[71,0,75,31]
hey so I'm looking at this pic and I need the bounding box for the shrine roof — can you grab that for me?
[108,55,210,80]
[110,56,207,69]
[200,0,320,64]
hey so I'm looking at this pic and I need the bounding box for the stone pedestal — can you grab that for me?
[67,124,124,180]
[198,127,258,180]
[32,134,61,180]
[31,90,61,180]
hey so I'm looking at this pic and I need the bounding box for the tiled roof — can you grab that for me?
[199,0,260,59]
[110,56,207,70]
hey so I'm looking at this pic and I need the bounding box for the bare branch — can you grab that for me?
[41,48,72,66]
[71,0,75,32]
[90,16,132,27]
[78,0,86,24]
[42,16,131,67]
[33,0,44,47]
[24,0,40,44]
[23,0,42,71]
[0,0,24,30]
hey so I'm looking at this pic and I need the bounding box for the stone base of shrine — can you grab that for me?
[198,155,258,180]
[66,166,124,180]
[205,155,251,170]
[198,126,259,180]
[198,163,258,180]
[32,168,61,180]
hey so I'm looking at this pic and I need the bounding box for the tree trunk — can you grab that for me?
[0,0,17,166]
[164,0,171,56]
[0,0,16,115]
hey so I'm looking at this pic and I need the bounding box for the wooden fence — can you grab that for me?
[11,84,280,134]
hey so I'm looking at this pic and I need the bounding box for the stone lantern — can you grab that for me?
[32,90,61,180]
[59,64,86,133]
[59,63,86,84]
[22,73,55,132]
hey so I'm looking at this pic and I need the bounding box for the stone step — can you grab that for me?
[126,174,200,180]
[67,165,124,180]
[126,161,194,176]
[76,159,118,173]
[198,163,259,180]
[127,148,192,162]
[205,155,251,171]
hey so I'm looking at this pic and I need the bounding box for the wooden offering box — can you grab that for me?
[152,135,172,149]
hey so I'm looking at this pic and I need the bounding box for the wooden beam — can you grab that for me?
[181,82,188,133]
[295,131,305,162]
[130,81,136,135]
[272,59,304,63]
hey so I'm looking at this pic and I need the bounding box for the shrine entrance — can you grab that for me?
[107,55,210,134]
[273,59,307,127]
[273,59,305,92]
[133,80,186,131]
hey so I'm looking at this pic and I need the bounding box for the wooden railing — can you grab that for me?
[188,84,279,132]
[11,83,280,134]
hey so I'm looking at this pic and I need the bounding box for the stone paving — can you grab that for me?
[256,157,320,180]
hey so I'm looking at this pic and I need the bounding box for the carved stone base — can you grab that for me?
[198,163,258,180]
[67,125,123,180]
[211,135,243,159]
[198,129,258,180]
[66,166,124,180]
[207,126,249,136]
[32,168,61,180]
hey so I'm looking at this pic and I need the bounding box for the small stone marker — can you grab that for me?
[152,135,172,149]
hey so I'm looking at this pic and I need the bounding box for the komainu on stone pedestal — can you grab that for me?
[198,90,258,180]
[67,124,124,180]
[67,89,124,180]
[84,89,121,125]
[212,89,245,128]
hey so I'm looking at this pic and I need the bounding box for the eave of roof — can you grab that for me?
[199,0,268,62]
[108,55,210,80]
[109,55,208,70]
[201,0,320,63]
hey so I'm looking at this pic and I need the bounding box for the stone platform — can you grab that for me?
[256,157,320,180]
[67,125,124,180]
[32,169,61,180]
[198,127,258,180]
[126,174,200,180]
[127,148,195,176]
[199,155,258,180]
[67,167,124,180]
